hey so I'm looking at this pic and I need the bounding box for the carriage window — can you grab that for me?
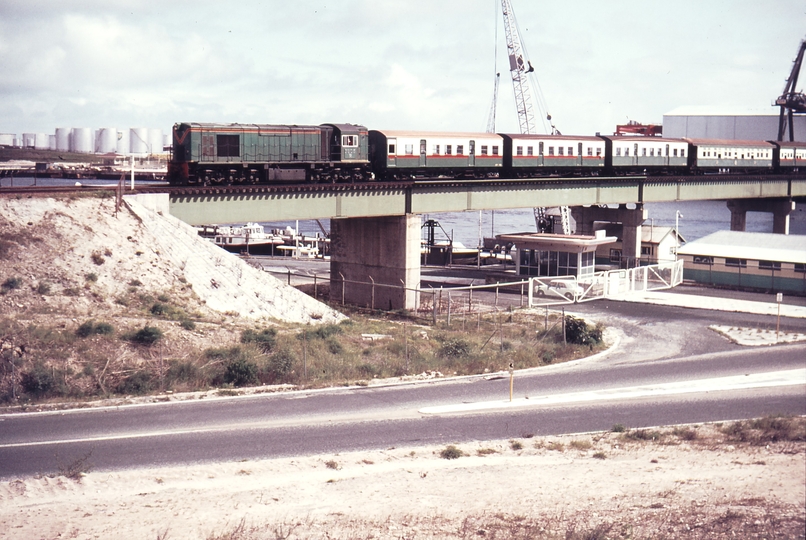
[681,149,685,157]
[624,147,629,156]
[548,146,554,156]
[404,144,414,155]
[342,135,358,147]
[693,256,713,265]
[650,148,654,157]
[596,148,602,157]
[434,144,440,154]
[616,147,621,156]
[758,260,781,270]
[388,144,396,154]
[725,258,747,268]
[457,145,463,155]
[568,147,573,156]
[673,149,678,157]
[481,145,488,155]
[492,146,499,155]
[642,148,647,156]
[516,146,523,156]
[527,146,533,156]
[558,147,564,156]
[446,145,452,155]
[588,147,594,156]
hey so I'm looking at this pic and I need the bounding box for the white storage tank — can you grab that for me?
[0,133,15,146]
[22,133,36,148]
[96,127,117,153]
[34,133,49,149]
[130,127,149,154]
[148,128,163,154]
[116,130,130,155]
[55,128,71,151]
[71,128,93,153]
[48,135,56,150]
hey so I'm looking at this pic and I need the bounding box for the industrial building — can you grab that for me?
[0,127,169,156]
[662,107,806,142]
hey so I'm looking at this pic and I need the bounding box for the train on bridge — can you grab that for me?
[166,122,806,185]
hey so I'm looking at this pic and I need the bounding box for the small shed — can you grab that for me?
[593,224,684,267]
[677,230,806,294]
[496,231,617,279]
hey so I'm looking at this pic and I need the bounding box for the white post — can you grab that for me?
[130,155,135,190]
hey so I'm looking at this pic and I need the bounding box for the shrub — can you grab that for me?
[224,358,259,387]
[611,424,626,433]
[592,452,607,460]
[241,328,277,353]
[439,445,465,460]
[564,316,604,346]
[76,320,96,338]
[2,277,22,291]
[129,279,142,287]
[180,319,196,331]
[85,272,98,282]
[37,281,51,295]
[150,303,169,316]
[438,338,472,359]
[267,348,295,379]
[166,361,199,384]
[308,324,343,340]
[117,371,153,395]
[21,363,57,397]
[90,251,105,266]
[129,326,163,346]
[77,320,114,338]
[510,440,523,451]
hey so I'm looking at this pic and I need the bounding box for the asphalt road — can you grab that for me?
[1,298,804,479]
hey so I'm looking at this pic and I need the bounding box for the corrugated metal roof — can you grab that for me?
[678,230,806,263]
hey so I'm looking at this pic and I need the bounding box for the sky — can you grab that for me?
[1,0,804,139]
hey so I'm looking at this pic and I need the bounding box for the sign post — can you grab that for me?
[776,293,783,341]
[508,362,514,402]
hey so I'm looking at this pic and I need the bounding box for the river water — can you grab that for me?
[3,177,804,245]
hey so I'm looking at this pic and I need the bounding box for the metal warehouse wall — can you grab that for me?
[662,114,806,141]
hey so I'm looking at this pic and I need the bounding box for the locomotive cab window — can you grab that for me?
[342,135,358,147]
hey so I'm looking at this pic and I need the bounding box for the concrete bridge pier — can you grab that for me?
[727,199,795,235]
[570,204,648,268]
[330,215,420,311]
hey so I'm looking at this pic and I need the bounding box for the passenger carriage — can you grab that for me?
[501,134,605,176]
[368,130,504,180]
[773,141,806,171]
[686,139,774,173]
[602,136,689,173]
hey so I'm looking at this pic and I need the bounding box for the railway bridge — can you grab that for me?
[132,174,806,310]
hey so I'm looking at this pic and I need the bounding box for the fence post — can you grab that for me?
[432,289,437,326]
[495,282,499,307]
[339,272,345,305]
[447,290,452,327]
[468,281,474,312]
[520,281,524,307]
[369,275,375,310]
[287,269,292,285]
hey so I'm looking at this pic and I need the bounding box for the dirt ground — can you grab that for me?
[1,423,804,540]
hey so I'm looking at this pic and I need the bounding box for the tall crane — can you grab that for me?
[499,0,570,233]
[501,0,537,134]
[776,38,806,142]
[486,73,500,133]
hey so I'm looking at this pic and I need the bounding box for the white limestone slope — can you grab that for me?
[123,197,345,324]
